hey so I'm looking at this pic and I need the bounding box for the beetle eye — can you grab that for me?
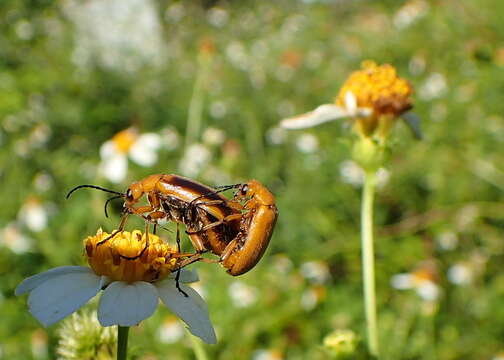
[126,189,133,200]
[240,185,248,195]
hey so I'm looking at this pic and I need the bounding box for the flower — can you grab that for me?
[280,61,419,141]
[390,261,440,302]
[56,310,116,360]
[16,229,216,344]
[18,197,48,232]
[228,281,258,308]
[99,127,162,183]
[323,329,358,357]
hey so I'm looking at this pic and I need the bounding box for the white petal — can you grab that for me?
[26,270,103,327]
[401,111,423,140]
[280,104,348,129]
[157,281,216,344]
[99,140,117,159]
[129,133,161,166]
[390,273,414,290]
[98,281,158,327]
[344,91,357,113]
[16,266,92,295]
[99,154,127,183]
[167,269,199,284]
[417,281,440,301]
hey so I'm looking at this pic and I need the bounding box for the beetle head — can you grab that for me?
[125,182,144,205]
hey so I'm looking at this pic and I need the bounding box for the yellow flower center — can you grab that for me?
[335,61,413,117]
[112,127,138,153]
[84,229,180,283]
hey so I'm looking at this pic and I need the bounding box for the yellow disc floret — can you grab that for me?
[336,61,413,117]
[85,229,180,283]
[112,127,138,153]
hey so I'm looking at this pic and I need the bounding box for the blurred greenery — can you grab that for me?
[2,0,504,359]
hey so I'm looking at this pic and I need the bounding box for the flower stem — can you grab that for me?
[361,170,379,358]
[117,326,129,360]
[189,332,208,360]
[185,52,211,151]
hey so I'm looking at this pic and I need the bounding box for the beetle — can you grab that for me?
[67,176,278,277]
[183,179,278,276]
[67,174,242,259]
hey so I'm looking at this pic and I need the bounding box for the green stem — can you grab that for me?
[189,332,208,360]
[185,55,210,150]
[117,326,129,360]
[361,171,379,358]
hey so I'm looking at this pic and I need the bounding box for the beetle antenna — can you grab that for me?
[214,184,242,191]
[189,183,243,205]
[66,184,124,199]
[104,195,123,218]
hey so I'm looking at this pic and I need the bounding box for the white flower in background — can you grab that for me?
[158,316,185,344]
[99,127,161,183]
[266,127,288,145]
[209,101,228,119]
[160,127,180,151]
[179,143,211,178]
[448,253,487,286]
[18,197,48,232]
[207,7,229,28]
[16,230,216,344]
[228,281,258,308]
[393,0,429,29]
[447,264,472,286]
[339,160,389,188]
[295,133,319,153]
[435,231,459,251]
[252,349,283,360]
[418,73,447,100]
[271,254,293,274]
[300,286,326,311]
[300,261,330,284]
[391,262,440,302]
[0,222,32,253]
[64,0,165,71]
[33,172,54,192]
[202,127,226,146]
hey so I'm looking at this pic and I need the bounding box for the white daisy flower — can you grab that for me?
[391,262,440,302]
[18,197,48,232]
[99,127,162,183]
[16,229,216,344]
[228,281,258,308]
[280,61,421,141]
[300,260,330,284]
[0,222,32,253]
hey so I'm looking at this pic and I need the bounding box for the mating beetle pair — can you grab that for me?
[67,174,278,277]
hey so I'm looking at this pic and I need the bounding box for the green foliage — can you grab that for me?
[2,0,504,358]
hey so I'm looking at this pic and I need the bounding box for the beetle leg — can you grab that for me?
[185,213,243,234]
[97,213,129,246]
[219,238,238,262]
[174,224,188,297]
[153,223,157,235]
[131,205,156,215]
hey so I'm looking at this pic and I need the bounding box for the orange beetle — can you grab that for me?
[182,180,278,275]
[67,174,241,259]
[67,176,278,276]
